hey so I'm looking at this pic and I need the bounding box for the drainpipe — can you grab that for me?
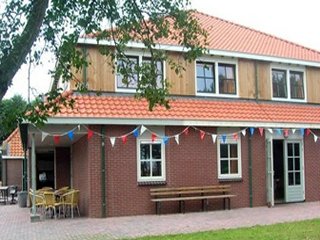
[31,133,36,216]
[101,126,107,218]
[248,134,253,208]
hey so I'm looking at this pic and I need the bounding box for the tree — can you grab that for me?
[0,95,27,143]
[0,0,207,123]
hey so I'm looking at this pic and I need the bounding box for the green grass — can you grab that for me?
[129,219,320,240]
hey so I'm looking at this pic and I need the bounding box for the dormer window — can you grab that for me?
[196,59,238,97]
[272,67,305,101]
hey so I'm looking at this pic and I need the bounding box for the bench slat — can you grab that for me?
[151,194,236,202]
[150,185,231,192]
[151,188,230,196]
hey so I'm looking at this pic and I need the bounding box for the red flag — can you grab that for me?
[283,129,289,138]
[151,133,157,142]
[259,128,264,136]
[233,133,238,140]
[121,135,127,144]
[184,127,189,135]
[200,130,205,140]
[53,135,60,144]
[306,129,311,136]
[87,129,94,140]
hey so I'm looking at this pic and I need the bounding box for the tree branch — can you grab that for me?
[0,0,49,100]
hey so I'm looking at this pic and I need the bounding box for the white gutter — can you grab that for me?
[46,117,320,129]
[77,37,320,68]
[1,156,24,159]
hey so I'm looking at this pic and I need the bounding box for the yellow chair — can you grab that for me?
[29,189,45,215]
[43,191,62,219]
[61,189,80,218]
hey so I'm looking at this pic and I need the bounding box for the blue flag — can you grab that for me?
[68,131,74,141]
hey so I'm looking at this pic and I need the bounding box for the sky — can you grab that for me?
[4,0,320,100]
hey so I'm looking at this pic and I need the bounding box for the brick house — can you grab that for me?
[24,11,320,218]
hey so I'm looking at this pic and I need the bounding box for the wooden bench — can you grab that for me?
[150,185,236,214]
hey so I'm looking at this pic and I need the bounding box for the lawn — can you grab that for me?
[130,219,320,240]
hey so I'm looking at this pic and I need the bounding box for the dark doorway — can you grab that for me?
[273,140,285,202]
[36,151,54,189]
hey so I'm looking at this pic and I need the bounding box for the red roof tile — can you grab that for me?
[55,94,320,125]
[3,128,24,157]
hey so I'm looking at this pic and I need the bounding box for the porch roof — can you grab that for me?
[49,94,320,128]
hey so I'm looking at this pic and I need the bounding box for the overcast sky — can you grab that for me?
[4,0,320,100]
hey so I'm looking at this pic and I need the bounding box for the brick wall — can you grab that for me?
[4,159,22,190]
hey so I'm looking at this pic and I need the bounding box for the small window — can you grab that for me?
[138,140,165,182]
[290,71,304,99]
[272,69,287,98]
[218,137,241,179]
[196,62,215,93]
[142,57,163,88]
[116,56,139,89]
[218,64,236,94]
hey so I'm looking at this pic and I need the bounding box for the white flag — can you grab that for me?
[41,132,49,142]
[140,125,147,135]
[211,134,217,143]
[110,137,116,147]
[268,129,273,134]
[241,129,246,136]
[314,135,318,143]
[292,129,296,134]
[175,135,179,145]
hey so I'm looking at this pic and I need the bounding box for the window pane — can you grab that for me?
[295,157,300,170]
[141,161,150,177]
[117,57,138,89]
[140,144,150,160]
[142,57,163,88]
[230,144,238,158]
[290,71,304,99]
[152,144,161,159]
[230,160,238,174]
[295,172,301,185]
[220,144,228,158]
[287,143,293,156]
[288,157,293,171]
[196,62,215,93]
[288,172,294,185]
[294,143,300,157]
[152,161,162,177]
[220,160,229,174]
[272,69,287,98]
[218,64,236,94]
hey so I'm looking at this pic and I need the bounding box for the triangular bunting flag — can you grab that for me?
[200,130,205,140]
[77,125,81,131]
[151,133,157,142]
[211,134,217,143]
[175,135,179,145]
[133,128,139,138]
[183,127,189,135]
[277,129,282,135]
[41,132,49,142]
[222,135,227,143]
[140,125,147,135]
[233,133,238,140]
[306,129,311,136]
[67,131,74,141]
[87,129,94,140]
[163,136,169,145]
[249,127,255,136]
[241,129,246,136]
[314,135,318,143]
[121,135,127,144]
[300,128,305,136]
[110,137,116,147]
[283,129,289,138]
[258,128,264,136]
[268,129,273,134]
[292,129,296,135]
[53,135,60,145]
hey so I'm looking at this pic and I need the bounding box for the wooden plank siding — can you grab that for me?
[257,61,271,100]
[306,67,320,103]
[238,59,255,99]
[166,52,195,96]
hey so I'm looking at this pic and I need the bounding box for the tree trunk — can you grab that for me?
[0,0,49,100]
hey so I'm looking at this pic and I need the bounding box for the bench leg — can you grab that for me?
[156,202,161,215]
[201,199,209,211]
[223,198,226,210]
[228,198,231,210]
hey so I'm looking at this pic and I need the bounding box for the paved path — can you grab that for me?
[1,202,320,240]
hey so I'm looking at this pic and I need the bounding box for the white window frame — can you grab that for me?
[271,64,306,102]
[115,50,166,93]
[217,136,242,179]
[137,139,166,182]
[195,57,239,98]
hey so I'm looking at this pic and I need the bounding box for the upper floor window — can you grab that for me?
[196,60,237,96]
[116,54,164,92]
[272,67,305,101]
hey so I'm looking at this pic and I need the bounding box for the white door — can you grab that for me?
[285,141,305,202]
[266,139,274,206]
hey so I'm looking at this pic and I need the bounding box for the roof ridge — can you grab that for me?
[193,10,320,55]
